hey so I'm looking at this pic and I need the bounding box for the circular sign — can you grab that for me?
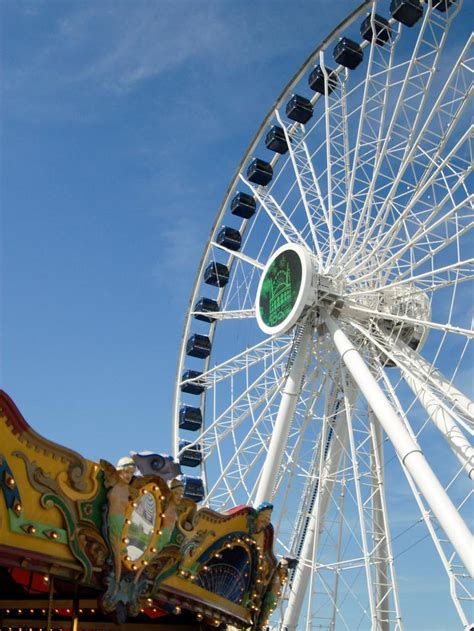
[256,244,314,334]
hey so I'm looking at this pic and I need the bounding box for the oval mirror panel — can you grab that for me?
[126,493,156,561]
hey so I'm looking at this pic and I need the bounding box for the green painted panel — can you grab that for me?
[259,250,302,327]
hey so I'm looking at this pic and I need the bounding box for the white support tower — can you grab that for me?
[324,312,474,577]
[255,321,313,506]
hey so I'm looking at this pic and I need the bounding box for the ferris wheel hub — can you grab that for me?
[255,244,343,335]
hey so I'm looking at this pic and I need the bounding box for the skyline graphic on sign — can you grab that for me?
[259,250,302,328]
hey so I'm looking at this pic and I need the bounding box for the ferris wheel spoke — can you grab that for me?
[273,365,331,506]
[204,384,283,508]
[336,10,401,265]
[272,343,336,549]
[390,336,474,423]
[217,442,266,508]
[401,372,474,479]
[393,219,473,284]
[381,336,473,432]
[211,241,265,270]
[191,308,255,321]
[186,334,290,387]
[344,302,474,339]
[205,372,288,510]
[349,258,474,298]
[189,377,282,457]
[348,125,473,282]
[350,320,473,433]
[255,321,313,505]
[274,109,329,263]
[218,253,262,311]
[272,369,330,539]
[373,194,473,285]
[180,348,291,455]
[240,174,307,247]
[368,408,403,630]
[341,368,392,628]
[354,143,473,284]
[343,1,461,265]
[283,378,352,629]
[382,175,471,285]
[320,51,351,262]
[391,259,474,293]
[352,30,473,270]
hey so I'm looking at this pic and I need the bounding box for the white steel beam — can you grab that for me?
[369,408,402,631]
[255,322,312,506]
[324,312,474,577]
[403,372,474,479]
[394,338,474,423]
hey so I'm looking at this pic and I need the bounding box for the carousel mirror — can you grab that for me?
[126,492,156,561]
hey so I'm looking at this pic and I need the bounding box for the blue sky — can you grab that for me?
[1,0,361,462]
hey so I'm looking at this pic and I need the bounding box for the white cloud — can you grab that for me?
[152,213,208,303]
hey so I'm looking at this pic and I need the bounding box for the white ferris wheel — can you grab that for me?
[172,0,473,629]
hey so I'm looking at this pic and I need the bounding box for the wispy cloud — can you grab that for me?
[2,1,319,115]
[152,213,208,304]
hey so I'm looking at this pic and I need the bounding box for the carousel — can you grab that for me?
[0,390,286,630]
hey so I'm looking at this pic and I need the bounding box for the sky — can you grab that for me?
[1,2,472,629]
[1,0,365,462]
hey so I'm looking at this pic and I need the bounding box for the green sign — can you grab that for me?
[259,250,302,328]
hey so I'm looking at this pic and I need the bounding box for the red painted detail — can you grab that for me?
[10,567,50,593]
[225,505,253,515]
[143,606,166,618]
[0,390,31,434]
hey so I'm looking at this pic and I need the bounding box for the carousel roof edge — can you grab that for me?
[0,389,89,473]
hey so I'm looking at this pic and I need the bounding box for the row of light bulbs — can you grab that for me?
[3,606,222,627]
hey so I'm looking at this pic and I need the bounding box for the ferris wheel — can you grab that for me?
[172,0,473,628]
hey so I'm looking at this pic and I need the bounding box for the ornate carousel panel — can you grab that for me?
[0,390,285,630]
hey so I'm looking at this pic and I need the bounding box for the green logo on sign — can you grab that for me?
[259,250,302,327]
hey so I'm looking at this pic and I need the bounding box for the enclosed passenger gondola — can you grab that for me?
[179,405,203,431]
[333,37,363,70]
[180,369,205,395]
[246,158,273,186]
[360,13,391,45]
[230,192,257,219]
[183,476,205,503]
[194,297,219,322]
[186,334,212,359]
[204,261,230,287]
[265,125,289,154]
[308,65,338,94]
[285,94,313,124]
[216,226,242,251]
[179,441,203,468]
[390,0,423,26]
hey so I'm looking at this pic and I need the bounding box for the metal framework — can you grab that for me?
[173,1,473,628]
